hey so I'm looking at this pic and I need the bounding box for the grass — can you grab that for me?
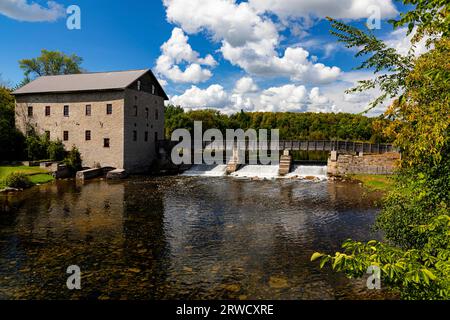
[350,174,395,192]
[0,166,54,189]
[28,173,55,185]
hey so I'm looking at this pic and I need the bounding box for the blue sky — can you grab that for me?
[0,0,421,115]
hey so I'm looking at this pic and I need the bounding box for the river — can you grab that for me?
[0,174,392,299]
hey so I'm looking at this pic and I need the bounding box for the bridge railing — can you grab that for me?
[157,140,397,154]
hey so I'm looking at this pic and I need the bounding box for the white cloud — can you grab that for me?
[385,27,430,56]
[155,27,217,83]
[162,1,405,115]
[258,84,308,112]
[0,0,65,22]
[314,70,388,115]
[234,76,258,94]
[248,0,398,20]
[157,78,168,87]
[257,84,333,112]
[221,43,341,83]
[168,70,395,115]
[163,0,341,84]
[170,80,336,113]
[170,84,230,109]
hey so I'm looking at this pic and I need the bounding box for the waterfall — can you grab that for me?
[285,165,328,180]
[181,164,228,177]
[181,164,328,180]
[230,165,280,179]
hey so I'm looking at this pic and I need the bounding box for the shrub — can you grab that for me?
[4,172,33,189]
[26,133,49,160]
[63,146,82,173]
[0,87,26,161]
[48,139,66,161]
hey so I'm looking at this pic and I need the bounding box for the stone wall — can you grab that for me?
[15,91,126,169]
[123,88,165,173]
[15,87,166,174]
[327,151,400,176]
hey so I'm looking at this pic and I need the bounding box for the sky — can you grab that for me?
[0,0,427,115]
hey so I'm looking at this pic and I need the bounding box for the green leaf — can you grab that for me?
[311,252,323,262]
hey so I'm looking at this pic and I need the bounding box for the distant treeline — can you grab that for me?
[164,105,391,143]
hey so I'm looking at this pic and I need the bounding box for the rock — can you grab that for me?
[106,169,128,180]
[183,266,193,272]
[223,284,241,292]
[0,187,20,193]
[269,276,289,289]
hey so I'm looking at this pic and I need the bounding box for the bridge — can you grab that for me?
[157,140,396,154]
[156,139,398,176]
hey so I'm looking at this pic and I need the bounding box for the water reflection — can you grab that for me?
[0,177,391,299]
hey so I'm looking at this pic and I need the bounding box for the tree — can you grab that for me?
[164,105,389,143]
[47,139,66,161]
[19,49,83,84]
[312,0,450,299]
[0,87,25,160]
[25,131,50,161]
[63,147,83,173]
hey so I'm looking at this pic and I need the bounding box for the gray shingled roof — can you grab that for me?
[12,69,158,95]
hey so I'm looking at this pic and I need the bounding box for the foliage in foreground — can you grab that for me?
[0,87,25,161]
[26,131,66,161]
[63,147,83,173]
[4,172,33,189]
[312,214,450,299]
[312,0,450,299]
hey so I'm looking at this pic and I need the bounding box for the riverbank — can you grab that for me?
[0,166,54,190]
[349,174,395,192]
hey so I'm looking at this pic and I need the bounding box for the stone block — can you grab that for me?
[330,150,338,161]
[106,168,128,180]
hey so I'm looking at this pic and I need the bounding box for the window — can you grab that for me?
[45,106,51,116]
[137,80,141,91]
[133,105,138,117]
[106,104,112,115]
[145,107,149,119]
[63,131,69,141]
[151,85,155,95]
[45,131,50,139]
[154,132,158,142]
[28,106,33,117]
[85,130,91,141]
[155,108,159,120]
[144,131,148,142]
[104,138,110,148]
[133,130,137,141]
[64,105,69,117]
[85,105,91,116]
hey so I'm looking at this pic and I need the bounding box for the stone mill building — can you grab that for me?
[13,69,168,173]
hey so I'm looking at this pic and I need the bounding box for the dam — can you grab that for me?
[158,139,400,178]
[182,163,328,180]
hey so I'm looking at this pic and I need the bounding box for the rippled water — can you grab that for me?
[0,176,392,300]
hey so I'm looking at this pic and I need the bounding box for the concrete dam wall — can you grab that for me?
[327,151,401,176]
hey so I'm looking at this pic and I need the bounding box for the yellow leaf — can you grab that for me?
[311,252,323,262]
